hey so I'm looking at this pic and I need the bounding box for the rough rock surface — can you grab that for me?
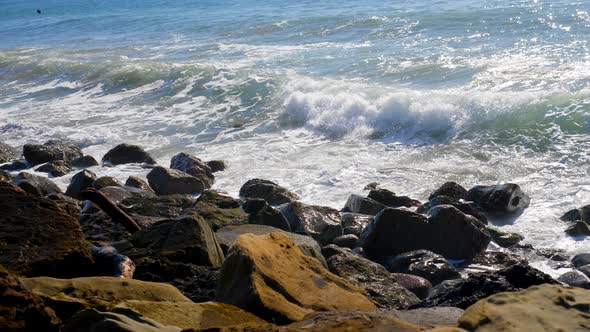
[0,142,18,163]
[391,273,432,300]
[10,172,62,196]
[239,178,299,205]
[459,284,590,331]
[332,234,359,248]
[65,170,97,199]
[243,198,291,231]
[368,188,421,208]
[70,155,99,168]
[429,182,468,201]
[343,194,387,215]
[395,307,465,328]
[216,232,377,323]
[557,270,590,289]
[102,144,156,165]
[170,152,214,188]
[125,175,153,192]
[280,201,342,245]
[92,176,122,190]
[147,166,207,195]
[34,160,72,177]
[23,140,83,166]
[385,250,461,285]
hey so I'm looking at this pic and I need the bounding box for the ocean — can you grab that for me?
[1,0,590,274]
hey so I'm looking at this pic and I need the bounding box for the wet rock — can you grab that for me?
[92,176,122,190]
[361,205,490,261]
[125,175,154,192]
[343,194,387,215]
[557,270,590,288]
[23,140,83,166]
[560,204,590,223]
[280,201,342,245]
[486,227,524,247]
[0,142,18,163]
[395,307,464,328]
[0,182,94,277]
[322,244,353,260]
[65,169,97,199]
[332,234,359,248]
[243,198,291,231]
[170,152,214,188]
[147,166,206,195]
[327,252,420,309]
[193,191,248,230]
[11,172,62,196]
[0,169,11,182]
[466,183,530,215]
[62,308,181,332]
[385,250,461,285]
[45,193,82,218]
[119,194,200,219]
[565,221,590,236]
[0,159,27,171]
[341,212,373,237]
[206,159,226,173]
[572,253,590,268]
[91,246,135,279]
[239,178,299,205]
[465,251,525,271]
[216,232,377,323]
[391,273,432,300]
[420,263,557,309]
[102,144,156,165]
[368,188,422,208]
[70,155,99,168]
[459,284,590,332]
[429,182,468,200]
[35,160,72,177]
[418,195,488,225]
[578,264,590,278]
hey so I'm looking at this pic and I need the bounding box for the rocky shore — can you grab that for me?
[1,140,590,331]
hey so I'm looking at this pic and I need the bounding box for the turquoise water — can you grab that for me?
[1,0,590,268]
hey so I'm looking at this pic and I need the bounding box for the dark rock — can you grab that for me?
[466,183,530,215]
[560,204,590,223]
[45,193,82,218]
[332,234,358,248]
[125,176,153,192]
[239,178,299,205]
[11,172,62,196]
[280,201,342,245]
[341,212,373,237]
[420,263,557,309]
[342,194,387,215]
[206,160,226,173]
[418,195,488,224]
[327,252,420,309]
[390,273,432,300]
[91,246,135,279]
[577,264,590,278]
[198,190,241,209]
[147,166,206,195]
[572,253,590,268]
[170,152,214,188]
[102,144,156,165]
[0,159,27,171]
[368,188,421,208]
[244,198,291,231]
[487,227,524,247]
[466,251,525,271]
[23,140,82,166]
[557,270,590,289]
[192,191,247,230]
[384,250,461,285]
[321,244,353,260]
[0,182,94,277]
[35,160,72,177]
[92,176,122,190]
[65,170,97,199]
[119,194,199,219]
[565,221,590,236]
[0,142,19,163]
[361,205,491,261]
[0,169,11,182]
[429,182,468,200]
[70,155,99,168]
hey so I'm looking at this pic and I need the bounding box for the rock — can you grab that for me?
[280,201,342,245]
[170,152,214,188]
[572,253,590,268]
[119,194,200,219]
[368,188,422,208]
[385,250,461,286]
[125,175,154,192]
[557,270,590,288]
[216,232,377,323]
[465,251,525,271]
[486,227,524,247]
[343,194,387,215]
[0,182,94,277]
[92,176,122,190]
[578,265,590,278]
[10,172,62,196]
[418,195,488,225]
[23,140,83,166]
[239,178,299,205]
[565,221,590,236]
[124,215,224,268]
[215,224,326,266]
[207,160,226,173]
[0,142,18,163]
[70,155,99,168]
[341,212,373,237]
[0,265,60,331]
[361,206,491,261]
[243,198,291,231]
[0,169,11,182]
[560,204,590,223]
[429,182,468,200]
[34,160,72,177]
[391,273,432,300]
[395,307,465,328]
[62,308,181,332]
[322,244,353,260]
[458,284,590,331]
[45,193,83,218]
[332,234,359,248]
[0,159,27,171]
[421,263,557,309]
[193,191,248,230]
[102,144,156,165]
[115,300,266,331]
[327,252,420,309]
[466,183,530,215]
[65,170,97,199]
[147,166,206,195]
[91,246,135,279]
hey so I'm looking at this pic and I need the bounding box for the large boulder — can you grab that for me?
[65,170,97,199]
[10,172,62,196]
[459,284,590,331]
[34,160,72,177]
[466,183,530,215]
[343,194,387,215]
[418,195,488,225]
[280,201,342,245]
[170,152,214,188]
[429,182,468,201]
[239,178,299,205]
[23,140,83,166]
[360,206,491,261]
[216,232,377,323]
[0,182,94,277]
[102,144,156,165]
[0,142,18,163]
[327,252,420,309]
[368,188,421,208]
[147,166,206,195]
[384,250,461,285]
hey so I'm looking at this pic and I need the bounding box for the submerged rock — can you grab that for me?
[65,169,97,199]
[102,144,156,165]
[466,183,530,215]
[384,250,461,286]
[280,201,342,245]
[147,166,207,195]
[239,178,299,205]
[11,172,62,196]
[35,160,72,177]
[170,152,214,188]
[23,140,83,166]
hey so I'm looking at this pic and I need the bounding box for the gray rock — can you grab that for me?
[384,249,461,285]
[0,142,19,163]
[343,194,386,215]
[23,140,83,166]
[11,172,62,196]
[557,270,590,289]
[102,144,156,165]
[147,166,206,195]
[70,155,99,168]
[341,212,373,237]
[92,176,123,190]
[332,234,359,249]
[466,183,530,215]
[280,201,342,245]
[35,160,72,177]
[239,178,299,205]
[572,253,590,268]
[170,152,214,188]
[65,170,97,199]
